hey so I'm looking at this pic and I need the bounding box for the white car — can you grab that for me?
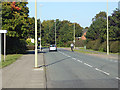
[49,45,57,52]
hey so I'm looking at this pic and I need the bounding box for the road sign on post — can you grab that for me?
[0,30,7,62]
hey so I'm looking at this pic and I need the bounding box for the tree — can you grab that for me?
[2,2,29,38]
[109,9,120,40]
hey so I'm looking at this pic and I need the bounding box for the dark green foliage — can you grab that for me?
[6,37,27,54]
[93,39,102,50]
[41,19,83,47]
[2,2,29,54]
[86,9,120,53]
[86,41,95,49]
[98,41,107,52]
[110,41,119,53]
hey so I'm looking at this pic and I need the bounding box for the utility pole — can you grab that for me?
[74,23,75,49]
[107,0,109,55]
[55,20,56,46]
[35,0,38,68]
[39,4,43,51]
[40,20,42,51]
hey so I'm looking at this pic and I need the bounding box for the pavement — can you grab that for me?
[44,48,119,88]
[0,48,119,89]
[2,50,45,89]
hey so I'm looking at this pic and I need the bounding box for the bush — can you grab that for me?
[110,41,119,53]
[26,45,35,50]
[75,39,85,47]
[26,38,35,45]
[99,41,107,52]
[93,39,102,51]
[6,37,27,54]
[86,40,95,49]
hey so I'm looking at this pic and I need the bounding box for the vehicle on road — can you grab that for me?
[49,45,57,52]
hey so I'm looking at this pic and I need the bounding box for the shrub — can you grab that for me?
[99,41,107,52]
[110,41,119,53]
[86,40,95,49]
[93,39,102,51]
[6,37,27,54]
[26,38,35,45]
[26,45,35,50]
[75,39,85,47]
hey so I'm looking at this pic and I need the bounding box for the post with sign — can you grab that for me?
[0,30,7,62]
[0,33,1,63]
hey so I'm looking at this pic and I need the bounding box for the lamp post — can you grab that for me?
[107,0,109,55]
[39,4,43,51]
[35,0,38,68]
[74,23,75,49]
[55,20,56,46]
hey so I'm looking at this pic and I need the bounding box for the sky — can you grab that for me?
[27,1,119,28]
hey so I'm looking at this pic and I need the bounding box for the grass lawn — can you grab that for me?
[0,54,22,68]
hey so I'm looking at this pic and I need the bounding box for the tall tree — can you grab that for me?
[2,2,29,38]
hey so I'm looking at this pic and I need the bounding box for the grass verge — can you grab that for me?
[74,49,98,54]
[0,54,22,68]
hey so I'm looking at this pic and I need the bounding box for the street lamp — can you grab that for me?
[35,0,38,68]
[107,0,109,55]
[39,4,43,51]
[55,20,56,46]
[73,22,75,49]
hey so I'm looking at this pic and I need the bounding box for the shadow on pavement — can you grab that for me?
[25,50,47,54]
[42,57,70,68]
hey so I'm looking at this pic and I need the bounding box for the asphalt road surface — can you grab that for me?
[43,48,119,88]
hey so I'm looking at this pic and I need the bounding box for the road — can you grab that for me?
[43,48,119,88]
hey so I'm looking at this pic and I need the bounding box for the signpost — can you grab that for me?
[0,30,7,62]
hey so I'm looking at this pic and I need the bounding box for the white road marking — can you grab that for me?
[116,77,120,80]
[33,68,43,71]
[77,60,83,63]
[84,63,93,68]
[59,51,113,77]
[95,68,110,76]
[72,58,76,60]
[67,55,71,57]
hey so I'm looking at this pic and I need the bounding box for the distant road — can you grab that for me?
[43,48,119,88]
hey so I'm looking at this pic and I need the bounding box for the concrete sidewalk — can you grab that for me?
[2,51,45,88]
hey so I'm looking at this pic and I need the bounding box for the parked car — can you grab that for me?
[49,45,57,52]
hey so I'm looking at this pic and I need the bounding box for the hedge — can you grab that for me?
[6,37,27,54]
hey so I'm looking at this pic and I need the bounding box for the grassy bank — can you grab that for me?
[0,54,22,68]
[74,48,119,55]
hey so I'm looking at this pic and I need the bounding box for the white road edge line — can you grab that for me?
[77,60,83,63]
[72,58,76,60]
[116,77,120,80]
[95,68,110,76]
[84,63,93,68]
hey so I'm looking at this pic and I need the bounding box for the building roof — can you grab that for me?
[82,29,88,35]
